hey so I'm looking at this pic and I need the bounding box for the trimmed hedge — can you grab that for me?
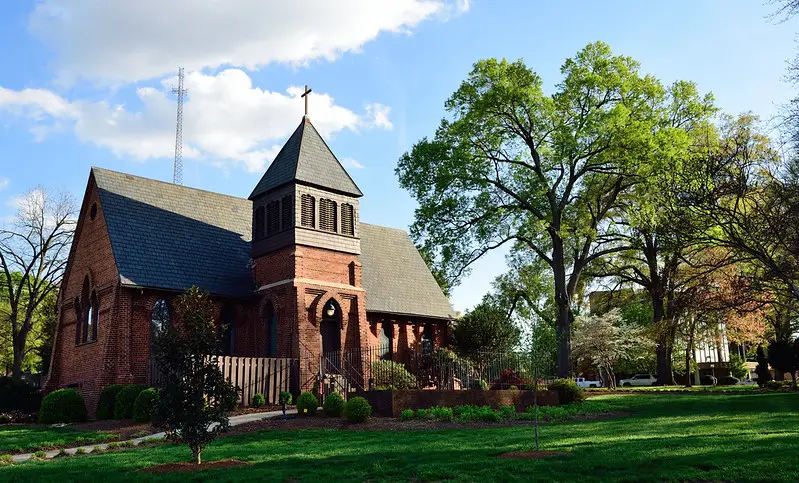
[95,384,124,420]
[279,391,293,405]
[38,388,88,424]
[323,393,345,417]
[132,388,158,423]
[370,360,416,390]
[344,396,372,423]
[252,393,266,408]
[548,378,585,403]
[114,384,147,419]
[296,392,319,416]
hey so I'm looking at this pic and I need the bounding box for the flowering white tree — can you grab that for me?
[572,308,651,389]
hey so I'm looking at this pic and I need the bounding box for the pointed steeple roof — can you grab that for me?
[248,118,363,200]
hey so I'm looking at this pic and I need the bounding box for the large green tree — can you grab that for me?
[397,42,664,376]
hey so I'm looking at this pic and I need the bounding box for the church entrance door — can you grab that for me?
[320,299,341,373]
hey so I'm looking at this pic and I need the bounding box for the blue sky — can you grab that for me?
[0,1,795,313]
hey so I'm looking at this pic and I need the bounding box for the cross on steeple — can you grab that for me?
[301,85,312,117]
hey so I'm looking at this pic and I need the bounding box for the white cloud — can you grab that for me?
[0,70,392,172]
[342,157,364,169]
[29,0,466,84]
[0,178,9,191]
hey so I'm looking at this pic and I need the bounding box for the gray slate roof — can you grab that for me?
[359,223,455,320]
[249,118,363,199]
[92,168,453,319]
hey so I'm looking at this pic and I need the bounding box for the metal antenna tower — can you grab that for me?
[172,67,187,185]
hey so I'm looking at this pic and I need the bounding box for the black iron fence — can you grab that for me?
[321,345,555,392]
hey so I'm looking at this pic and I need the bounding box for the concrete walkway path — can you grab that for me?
[11,408,297,463]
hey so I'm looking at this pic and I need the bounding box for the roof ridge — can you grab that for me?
[360,222,409,234]
[92,167,248,202]
[295,118,307,180]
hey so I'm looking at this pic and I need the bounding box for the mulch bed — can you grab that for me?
[224,411,629,435]
[498,451,570,459]
[228,405,293,417]
[138,459,250,474]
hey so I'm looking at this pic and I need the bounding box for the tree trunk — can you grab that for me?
[551,236,572,379]
[192,445,202,465]
[11,324,31,379]
[651,294,673,385]
[533,378,539,453]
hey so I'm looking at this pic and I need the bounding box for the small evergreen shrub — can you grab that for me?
[416,408,433,420]
[370,360,416,389]
[765,380,795,390]
[469,379,488,391]
[344,396,372,423]
[113,384,147,419]
[296,392,319,416]
[430,406,453,422]
[508,385,519,391]
[499,405,516,420]
[38,388,88,424]
[755,345,773,387]
[132,388,158,423]
[252,393,266,408]
[548,378,585,403]
[278,391,293,405]
[323,393,345,417]
[95,384,124,420]
[400,409,415,421]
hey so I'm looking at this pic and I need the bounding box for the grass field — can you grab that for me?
[2,392,797,482]
[0,426,115,454]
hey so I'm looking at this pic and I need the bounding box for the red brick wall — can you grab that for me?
[46,176,121,413]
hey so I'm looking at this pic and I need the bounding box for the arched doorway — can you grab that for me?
[320,298,341,372]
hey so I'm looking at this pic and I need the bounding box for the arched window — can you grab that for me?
[263,302,278,357]
[341,203,354,236]
[266,200,280,236]
[281,195,293,231]
[319,198,337,232]
[74,297,82,345]
[83,292,99,343]
[301,194,315,228]
[254,206,265,239]
[151,299,171,338]
[219,304,235,356]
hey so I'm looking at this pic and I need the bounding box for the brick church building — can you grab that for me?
[45,116,454,412]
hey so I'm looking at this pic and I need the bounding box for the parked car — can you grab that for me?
[575,377,601,388]
[619,374,657,387]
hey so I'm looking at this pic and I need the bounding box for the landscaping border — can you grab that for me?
[360,389,559,418]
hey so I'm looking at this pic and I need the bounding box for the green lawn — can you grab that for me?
[3,392,798,482]
[0,426,115,454]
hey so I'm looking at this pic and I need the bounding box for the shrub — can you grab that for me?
[114,384,147,419]
[719,376,740,386]
[344,396,372,423]
[765,380,795,391]
[38,388,88,424]
[95,384,124,420]
[400,409,415,421]
[499,405,516,421]
[75,448,86,455]
[370,360,416,389]
[0,377,41,413]
[508,385,519,391]
[430,406,453,422]
[469,379,488,391]
[548,378,585,403]
[700,375,717,386]
[755,345,773,387]
[252,393,266,408]
[278,391,293,405]
[296,392,319,416]
[416,408,433,420]
[727,354,750,380]
[323,393,345,417]
[132,388,158,423]
[32,450,46,459]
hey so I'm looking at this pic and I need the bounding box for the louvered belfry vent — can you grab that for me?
[341,203,354,236]
[319,198,337,232]
[266,200,280,236]
[301,194,315,228]
[281,195,293,231]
